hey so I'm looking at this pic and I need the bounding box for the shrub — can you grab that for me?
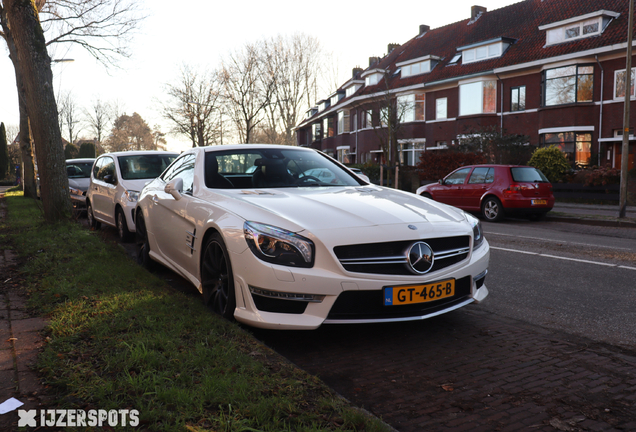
[528,146,570,183]
[417,151,487,181]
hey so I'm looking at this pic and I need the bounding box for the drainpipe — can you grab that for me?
[495,73,504,132]
[595,55,604,166]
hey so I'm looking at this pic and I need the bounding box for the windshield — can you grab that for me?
[205,148,364,189]
[511,167,549,183]
[118,154,177,180]
[66,162,93,179]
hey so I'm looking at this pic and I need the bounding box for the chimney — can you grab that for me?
[387,43,400,54]
[352,67,363,78]
[471,5,486,20]
[419,25,430,35]
[369,56,380,67]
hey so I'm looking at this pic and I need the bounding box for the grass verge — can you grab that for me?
[2,192,390,432]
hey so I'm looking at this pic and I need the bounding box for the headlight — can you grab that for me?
[125,190,140,202]
[244,221,314,268]
[69,187,84,196]
[467,214,484,250]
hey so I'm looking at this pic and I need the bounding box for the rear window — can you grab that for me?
[510,167,549,183]
[118,154,177,180]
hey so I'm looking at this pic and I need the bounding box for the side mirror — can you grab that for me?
[438,179,443,185]
[104,174,115,184]
[165,177,184,200]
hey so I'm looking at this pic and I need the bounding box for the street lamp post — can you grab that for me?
[620,1,634,218]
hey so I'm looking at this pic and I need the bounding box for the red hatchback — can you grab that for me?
[416,165,555,222]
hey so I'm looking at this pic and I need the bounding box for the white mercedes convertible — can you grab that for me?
[134,144,489,330]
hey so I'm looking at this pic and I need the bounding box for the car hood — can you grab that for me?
[207,186,467,233]
[68,178,90,191]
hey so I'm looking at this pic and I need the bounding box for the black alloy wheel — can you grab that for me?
[201,233,236,320]
[116,208,133,242]
[87,201,101,229]
[481,196,504,222]
[135,211,154,270]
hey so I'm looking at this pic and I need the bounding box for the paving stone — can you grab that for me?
[17,371,42,395]
[11,317,48,334]
[0,347,14,371]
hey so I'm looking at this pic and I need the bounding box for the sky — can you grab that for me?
[0,0,522,152]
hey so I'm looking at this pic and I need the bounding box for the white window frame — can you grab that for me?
[459,80,497,116]
[365,73,381,86]
[462,42,504,64]
[613,67,636,100]
[436,98,447,119]
[540,10,619,46]
[337,110,350,135]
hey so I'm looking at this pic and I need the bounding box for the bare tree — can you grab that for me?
[162,65,223,147]
[0,0,144,216]
[57,90,82,144]
[40,0,145,66]
[262,33,322,145]
[84,97,111,144]
[221,42,276,144]
[2,0,71,222]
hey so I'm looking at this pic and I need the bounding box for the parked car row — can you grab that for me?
[65,147,492,330]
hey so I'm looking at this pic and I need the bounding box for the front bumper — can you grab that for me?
[230,239,490,330]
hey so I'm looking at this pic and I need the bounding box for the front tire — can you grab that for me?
[201,233,236,320]
[481,197,504,222]
[87,201,101,229]
[116,208,133,242]
[135,211,154,270]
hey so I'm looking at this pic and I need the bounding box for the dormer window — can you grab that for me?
[345,84,361,98]
[330,92,344,106]
[539,10,619,46]
[397,55,440,78]
[317,99,330,112]
[458,38,512,65]
[362,68,384,87]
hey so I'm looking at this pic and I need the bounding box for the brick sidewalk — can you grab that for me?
[0,199,49,430]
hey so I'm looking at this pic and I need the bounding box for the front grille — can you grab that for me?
[327,276,472,320]
[333,236,470,275]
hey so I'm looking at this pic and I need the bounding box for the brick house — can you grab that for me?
[294,0,636,171]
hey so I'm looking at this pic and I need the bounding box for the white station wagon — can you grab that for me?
[135,144,489,330]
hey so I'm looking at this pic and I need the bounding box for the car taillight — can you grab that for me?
[504,184,522,194]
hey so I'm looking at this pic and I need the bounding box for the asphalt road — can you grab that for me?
[481,218,636,349]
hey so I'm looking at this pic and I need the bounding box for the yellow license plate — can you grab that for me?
[384,279,455,306]
[531,199,547,205]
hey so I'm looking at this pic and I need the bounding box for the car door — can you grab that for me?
[150,153,198,275]
[434,167,472,207]
[91,156,117,225]
[462,167,494,211]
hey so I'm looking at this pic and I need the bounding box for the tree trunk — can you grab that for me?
[18,99,37,199]
[5,0,70,222]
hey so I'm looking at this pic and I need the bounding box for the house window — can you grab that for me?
[462,42,504,64]
[511,86,526,111]
[398,142,425,166]
[459,80,496,116]
[328,117,334,137]
[436,98,447,119]
[337,110,350,135]
[541,132,592,167]
[380,107,388,127]
[365,73,382,86]
[401,60,432,78]
[322,118,328,139]
[397,94,425,123]
[312,123,321,141]
[365,110,373,128]
[614,68,636,99]
[337,146,350,163]
[353,113,358,131]
[546,18,601,45]
[543,65,593,106]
